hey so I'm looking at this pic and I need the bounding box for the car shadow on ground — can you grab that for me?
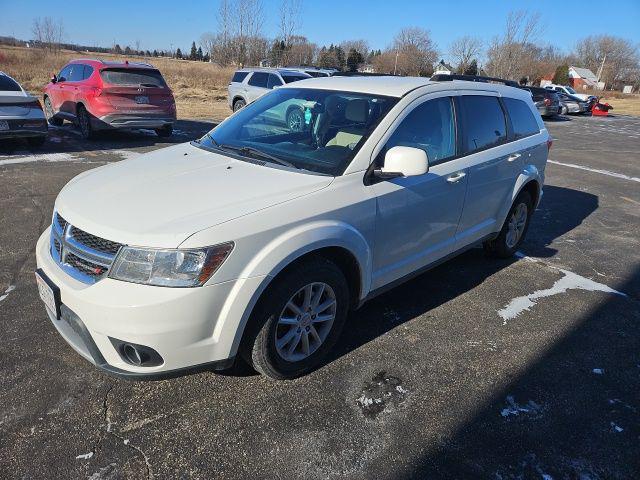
[396,267,639,479]
[0,119,216,155]
[331,185,598,363]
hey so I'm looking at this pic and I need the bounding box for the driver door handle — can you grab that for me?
[508,153,522,162]
[446,171,466,183]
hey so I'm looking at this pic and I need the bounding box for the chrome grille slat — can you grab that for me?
[50,212,125,284]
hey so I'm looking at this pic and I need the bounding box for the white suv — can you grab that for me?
[36,76,550,380]
[227,68,311,112]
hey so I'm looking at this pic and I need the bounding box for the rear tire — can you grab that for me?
[483,190,533,258]
[233,98,246,112]
[76,105,94,140]
[44,97,63,127]
[155,125,173,138]
[27,136,46,148]
[242,257,349,380]
[286,108,304,132]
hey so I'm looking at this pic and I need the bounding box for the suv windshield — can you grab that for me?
[100,68,167,88]
[196,88,397,176]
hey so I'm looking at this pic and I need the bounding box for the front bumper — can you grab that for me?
[35,228,265,377]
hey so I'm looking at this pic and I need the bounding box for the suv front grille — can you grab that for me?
[50,212,124,284]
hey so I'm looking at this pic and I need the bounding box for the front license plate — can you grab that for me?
[135,96,149,104]
[35,269,61,319]
[0,120,9,131]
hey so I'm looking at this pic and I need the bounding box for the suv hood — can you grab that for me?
[55,143,333,247]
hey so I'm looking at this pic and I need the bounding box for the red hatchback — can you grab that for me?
[43,59,176,139]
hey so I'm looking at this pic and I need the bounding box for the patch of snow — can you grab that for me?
[548,159,640,183]
[76,451,94,460]
[123,439,129,445]
[610,422,623,433]
[0,284,16,303]
[110,150,141,161]
[0,152,76,166]
[500,395,544,418]
[498,269,626,324]
[592,368,604,375]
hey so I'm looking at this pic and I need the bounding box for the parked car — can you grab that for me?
[36,75,550,380]
[227,68,311,112]
[519,86,561,118]
[43,59,176,139]
[557,92,590,115]
[0,71,47,147]
[544,83,594,102]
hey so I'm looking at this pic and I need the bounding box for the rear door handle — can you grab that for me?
[446,171,466,183]
[507,153,522,162]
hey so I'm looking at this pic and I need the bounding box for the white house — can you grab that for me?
[433,60,453,75]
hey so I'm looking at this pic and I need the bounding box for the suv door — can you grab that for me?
[64,64,86,116]
[246,72,269,103]
[49,65,73,114]
[370,94,467,289]
[453,94,522,249]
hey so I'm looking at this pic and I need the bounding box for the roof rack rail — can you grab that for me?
[332,71,400,77]
[430,74,519,87]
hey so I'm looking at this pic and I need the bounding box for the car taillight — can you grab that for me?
[543,98,551,106]
[547,138,553,151]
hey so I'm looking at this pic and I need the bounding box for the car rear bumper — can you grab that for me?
[94,114,176,130]
[35,228,265,378]
[0,118,48,139]
[538,106,560,117]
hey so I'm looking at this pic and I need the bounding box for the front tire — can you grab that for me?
[44,97,63,127]
[243,257,350,380]
[233,98,246,112]
[484,190,533,258]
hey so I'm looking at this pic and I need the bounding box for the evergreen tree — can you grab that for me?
[552,64,570,85]
[463,59,478,76]
[124,45,132,55]
[175,48,183,59]
[346,48,364,72]
[113,44,122,55]
[190,41,197,60]
[196,46,203,61]
[152,49,158,57]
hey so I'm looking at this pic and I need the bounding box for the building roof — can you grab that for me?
[569,66,598,81]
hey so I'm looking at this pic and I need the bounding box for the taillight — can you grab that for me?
[547,138,553,151]
[543,98,551,106]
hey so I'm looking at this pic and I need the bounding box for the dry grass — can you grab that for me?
[583,91,640,116]
[0,45,234,120]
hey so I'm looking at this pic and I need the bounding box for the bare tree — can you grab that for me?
[485,11,543,80]
[279,0,303,46]
[448,36,483,73]
[390,27,438,76]
[32,17,65,53]
[575,35,640,87]
[340,39,369,58]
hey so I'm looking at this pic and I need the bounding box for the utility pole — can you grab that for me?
[596,53,606,83]
[393,49,399,76]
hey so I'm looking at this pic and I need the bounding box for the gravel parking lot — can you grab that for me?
[1,114,639,479]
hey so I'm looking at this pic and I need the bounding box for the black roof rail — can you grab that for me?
[332,71,400,77]
[430,74,519,87]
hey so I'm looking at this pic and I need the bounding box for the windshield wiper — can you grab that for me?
[217,144,297,169]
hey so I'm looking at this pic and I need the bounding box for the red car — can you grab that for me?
[43,59,176,139]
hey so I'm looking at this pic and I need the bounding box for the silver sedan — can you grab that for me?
[0,71,48,147]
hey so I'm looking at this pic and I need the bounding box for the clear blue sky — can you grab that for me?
[2,0,639,59]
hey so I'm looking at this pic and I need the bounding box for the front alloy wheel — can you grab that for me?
[244,257,349,380]
[286,108,304,132]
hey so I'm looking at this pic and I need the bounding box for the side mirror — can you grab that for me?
[375,146,429,180]
[50,74,57,84]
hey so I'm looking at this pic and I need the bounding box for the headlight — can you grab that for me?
[109,242,234,287]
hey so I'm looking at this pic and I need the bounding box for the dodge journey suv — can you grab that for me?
[36,75,550,380]
[43,59,176,139]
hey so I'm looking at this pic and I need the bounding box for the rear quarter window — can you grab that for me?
[459,95,507,153]
[0,75,22,92]
[247,72,269,88]
[503,98,540,139]
[231,71,249,83]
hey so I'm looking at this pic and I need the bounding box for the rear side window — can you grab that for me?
[0,75,21,91]
[58,65,72,82]
[68,65,85,82]
[385,96,456,163]
[459,96,507,153]
[82,65,94,80]
[231,71,249,83]
[281,74,307,84]
[247,72,269,88]
[267,74,282,89]
[504,98,539,139]
[100,68,167,87]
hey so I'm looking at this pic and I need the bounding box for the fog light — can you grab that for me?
[109,338,163,367]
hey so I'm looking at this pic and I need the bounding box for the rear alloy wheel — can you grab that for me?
[155,125,173,138]
[233,98,246,112]
[243,257,349,380]
[484,190,533,258]
[44,97,63,127]
[286,108,304,132]
[77,105,94,140]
